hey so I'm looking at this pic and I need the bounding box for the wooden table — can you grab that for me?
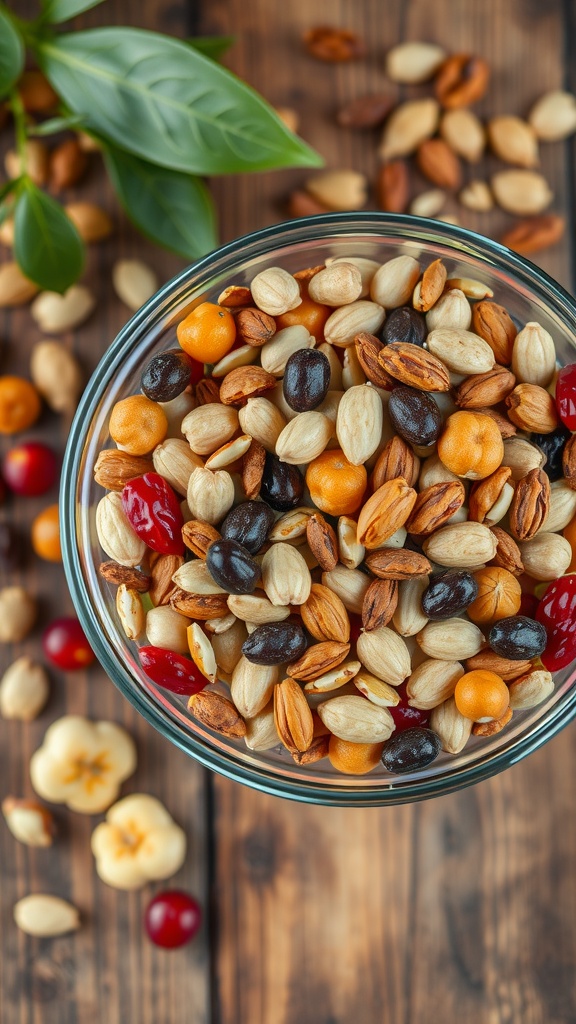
[2,1,576,1021]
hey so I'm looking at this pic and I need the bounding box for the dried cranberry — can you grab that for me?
[145,890,202,948]
[555,363,576,430]
[139,646,207,696]
[2,442,59,497]
[141,349,194,402]
[389,683,430,732]
[536,574,576,671]
[43,618,95,671]
[122,473,184,556]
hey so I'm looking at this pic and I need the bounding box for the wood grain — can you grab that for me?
[204,1,576,1023]
[0,4,209,1024]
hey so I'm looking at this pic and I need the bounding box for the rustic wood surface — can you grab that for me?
[1,0,576,1022]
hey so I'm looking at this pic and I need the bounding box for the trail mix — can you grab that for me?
[95,255,576,777]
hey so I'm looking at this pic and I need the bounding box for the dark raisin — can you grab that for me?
[388,385,442,447]
[141,349,193,402]
[220,501,275,554]
[531,425,571,481]
[260,453,304,511]
[421,570,479,620]
[381,306,427,346]
[206,539,260,595]
[488,615,547,660]
[282,349,331,412]
[381,727,441,774]
[242,622,308,665]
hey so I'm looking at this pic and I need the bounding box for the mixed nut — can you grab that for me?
[94,252,576,778]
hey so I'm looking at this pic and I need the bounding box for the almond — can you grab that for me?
[336,384,383,465]
[238,397,287,451]
[305,170,368,212]
[0,262,39,307]
[261,325,315,375]
[426,287,471,331]
[473,708,513,737]
[324,301,385,347]
[354,671,401,707]
[244,703,279,751]
[422,521,497,567]
[242,439,266,497]
[541,479,576,532]
[227,592,290,624]
[170,589,229,620]
[518,532,572,581]
[230,657,278,718]
[406,480,466,536]
[489,526,524,577]
[14,895,80,937]
[414,258,448,312]
[99,561,150,591]
[317,695,394,744]
[291,735,331,766]
[392,577,430,637]
[372,436,420,490]
[378,341,451,391]
[377,160,410,213]
[261,543,311,606]
[488,116,538,168]
[529,90,576,141]
[322,566,371,615]
[96,492,147,567]
[508,669,555,709]
[2,797,55,848]
[308,262,363,304]
[378,98,440,160]
[94,449,154,490]
[508,468,550,541]
[471,301,517,365]
[406,659,464,710]
[455,367,516,409]
[468,467,513,526]
[65,201,113,242]
[219,365,276,405]
[287,640,350,682]
[354,332,394,389]
[465,649,531,681]
[426,327,495,374]
[182,403,238,455]
[300,583,351,642]
[365,549,432,580]
[440,108,485,163]
[501,215,565,255]
[306,514,338,571]
[417,618,484,660]
[445,277,493,300]
[563,433,576,490]
[505,383,559,432]
[303,660,361,693]
[189,691,246,738]
[235,307,277,347]
[370,255,421,308]
[149,552,183,606]
[337,93,394,128]
[112,259,157,311]
[211,345,258,378]
[409,189,447,218]
[357,477,417,549]
[276,410,334,464]
[182,521,221,559]
[429,697,472,754]
[274,678,314,753]
[362,578,398,631]
[511,321,556,387]
[205,434,253,470]
[356,625,411,686]
[386,41,446,83]
[491,170,553,216]
[416,138,462,190]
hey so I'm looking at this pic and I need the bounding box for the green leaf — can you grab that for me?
[104,144,217,260]
[42,0,107,23]
[0,9,24,99]
[36,28,322,174]
[188,36,234,62]
[13,180,84,292]
[28,113,85,136]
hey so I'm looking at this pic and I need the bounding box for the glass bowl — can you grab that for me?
[61,212,576,807]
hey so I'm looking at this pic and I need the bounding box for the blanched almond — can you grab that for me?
[261,543,311,606]
[275,411,333,464]
[426,327,495,375]
[379,98,440,160]
[317,695,394,743]
[529,90,576,141]
[386,41,446,83]
[491,170,553,216]
[370,255,421,308]
[356,625,411,686]
[336,384,383,465]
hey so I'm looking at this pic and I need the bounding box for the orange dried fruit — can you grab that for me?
[276,295,330,340]
[109,395,167,456]
[0,376,41,434]
[306,448,367,516]
[177,301,236,363]
[31,504,62,562]
[467,567,522,625]
[437,410,504,480]
[454,670,510,722]
[328,735,384,774]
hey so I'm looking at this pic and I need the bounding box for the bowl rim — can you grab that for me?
[61,211,576,806]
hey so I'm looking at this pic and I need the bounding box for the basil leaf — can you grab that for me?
[28,113,85,136]
[42,0,107,23]
[13,180,84,292]
[188,36,234,62]
[0,9,24,99]
[36,28,322,174]
[104,145,217,260]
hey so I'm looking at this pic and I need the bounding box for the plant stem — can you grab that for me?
[9,90,28,170]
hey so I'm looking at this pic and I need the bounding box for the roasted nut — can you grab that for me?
[94,449,154,491]
[219,365,277,406]
[301,583,351,642]
[406,481,466,536]
[99,561,150,591]
[434,54,490,109]
[306,171,368,212]
[469,467,513,526]
[189,691,246,738]
[472,301,517,365]
[0,657,48,720]
[372,436,420,490]
[377,160,410,213]
[362,578,399,631]
[242,439,266,498]
[509,669,555,709]
[508,468,550,541]
[455,367,516,409]
[465,649,531,681]
[416,139,462,190]
[236,307,277,347]
[306,513,338,571]
[287,641,350,682]
[303,25,365,61]
[354,332,393,389]
[472,707,513,736]
[414,259,448,313]
[501,215,565,255]
[378,341,451,391]
[365,549,431,580]
[505,383,559,433]
[149,552,183,606]
[378,98,440,161]
[563,433,576,489]
[357,477,417,549]
[274,678,314,753]
[96,492,147,567]
[489,526,524,577]
[338,93,394,128]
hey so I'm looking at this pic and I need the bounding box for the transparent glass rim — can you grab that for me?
[61,212,576,806]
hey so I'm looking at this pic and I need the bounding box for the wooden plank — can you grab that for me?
[206,1,576,1022]
[0,3,210,1024]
